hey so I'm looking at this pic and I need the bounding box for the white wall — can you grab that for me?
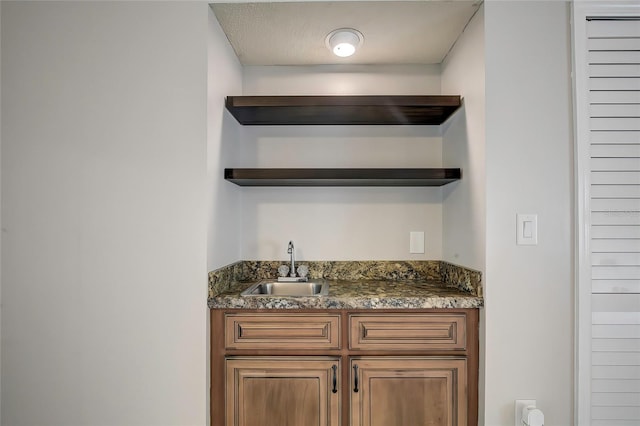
[243,65,441,96]
[484,2,573,425]
[441,6,486,425]
[2,3,208,425]
[441,6,485,273]
[239,65,445,261]
[208,6,243,270]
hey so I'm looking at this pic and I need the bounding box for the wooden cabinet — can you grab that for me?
[226,357,340,426]
[350,357,466,426]
[211,309,478,426]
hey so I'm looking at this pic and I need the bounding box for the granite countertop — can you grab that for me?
[209,279,484,310]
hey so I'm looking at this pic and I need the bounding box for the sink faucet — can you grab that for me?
[287,241,297,277]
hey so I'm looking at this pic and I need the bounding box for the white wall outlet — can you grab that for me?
[409,231,425,254]
[516,214,538,245]
[515,399,536,426]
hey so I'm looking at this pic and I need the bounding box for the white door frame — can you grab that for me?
[572,2,640,425]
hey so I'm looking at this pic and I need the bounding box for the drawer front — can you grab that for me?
[225,313,341,350]
[349,313,466,351]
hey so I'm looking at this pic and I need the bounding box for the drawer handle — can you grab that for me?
[353,364,359,393]
[331,365,338,394]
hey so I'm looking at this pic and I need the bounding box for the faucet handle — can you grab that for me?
[278,265,290,277]
[297,265,309,278]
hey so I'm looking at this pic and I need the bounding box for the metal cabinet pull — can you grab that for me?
[331,365,338,393]
[353,364,359,393]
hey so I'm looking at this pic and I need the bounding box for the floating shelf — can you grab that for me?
[224,168,461,187]
[223,95,463,187]
[225,95,461,126]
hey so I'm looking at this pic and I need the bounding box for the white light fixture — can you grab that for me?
[325,28,363,58]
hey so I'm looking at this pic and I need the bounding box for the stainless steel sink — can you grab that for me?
[240,280,329,297]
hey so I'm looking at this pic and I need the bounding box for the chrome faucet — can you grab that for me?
[287,241,297,277]
[277,241,307,282]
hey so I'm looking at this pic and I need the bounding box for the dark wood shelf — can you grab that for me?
[224,168,461,187]
[225,95,461,125]
[223,95,463,187]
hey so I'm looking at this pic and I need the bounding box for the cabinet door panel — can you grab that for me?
[350,357,466,426]
[226,357,340,426]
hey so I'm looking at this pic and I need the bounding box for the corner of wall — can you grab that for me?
[207,7,243,271]
[440,4,486,273]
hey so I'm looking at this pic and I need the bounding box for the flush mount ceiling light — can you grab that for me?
[325,28,364,58]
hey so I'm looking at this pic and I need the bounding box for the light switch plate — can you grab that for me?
[516,214,538,245]
[410,231,425,254]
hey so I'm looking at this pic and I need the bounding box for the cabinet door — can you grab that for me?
[350,357,466,426]
[226,357,340,426]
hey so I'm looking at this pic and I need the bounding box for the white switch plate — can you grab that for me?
[516,214,538,245]
[410,231,425,254]
[515,400,536,426]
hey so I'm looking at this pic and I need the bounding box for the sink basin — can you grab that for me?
[240,280,329,297]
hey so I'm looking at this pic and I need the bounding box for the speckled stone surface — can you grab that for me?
[209,279,483,309]
[440,261,483,297]
[237,260,440,281]
[208,260,483,310]
[209,261,244,298]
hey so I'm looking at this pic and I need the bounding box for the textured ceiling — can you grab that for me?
[211,1,481,66]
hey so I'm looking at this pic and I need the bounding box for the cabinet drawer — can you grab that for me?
[349,313,466,351]
[225,313,341,350]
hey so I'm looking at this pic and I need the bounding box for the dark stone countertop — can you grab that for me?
[209,279,483,310]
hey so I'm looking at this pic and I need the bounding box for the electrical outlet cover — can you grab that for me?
[514,400,536,426]
[410,231,425,253]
